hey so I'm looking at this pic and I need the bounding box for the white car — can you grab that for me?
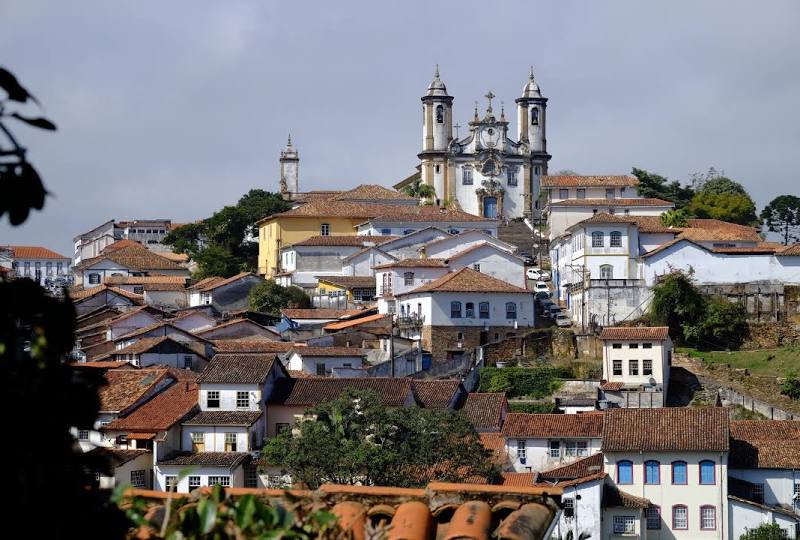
[533,281,549,294]
[554,313,571,327]
[526,268,551,281]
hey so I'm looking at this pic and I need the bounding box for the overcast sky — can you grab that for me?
[2,0,799,256]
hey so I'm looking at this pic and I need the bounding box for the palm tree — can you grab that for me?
[402,177,436,203]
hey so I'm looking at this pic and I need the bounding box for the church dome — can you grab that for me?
[521,68,542,99]
[425,65,449,97]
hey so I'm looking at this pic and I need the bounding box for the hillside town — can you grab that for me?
[4,33,800,540]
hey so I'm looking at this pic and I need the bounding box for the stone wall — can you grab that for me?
[744,321,800,349]
[699,282,800,323]
[423,325,521,362]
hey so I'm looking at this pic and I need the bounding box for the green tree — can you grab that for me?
[649,271,706,342]
[263,390,497,488]
[781,376,800,400]
[684,297,749,349]
[631,168,695,209]
[660,208,691,227]
[249,280,311,314]
[687,169,759,225]
[192,244,244,279]
[739,523,789,540]
[401,177,436,201]
[761,195,800,245]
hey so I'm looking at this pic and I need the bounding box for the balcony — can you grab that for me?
[397,314,425,329]
[588,279,644,288]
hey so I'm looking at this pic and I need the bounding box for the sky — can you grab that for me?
[2,0,799,256]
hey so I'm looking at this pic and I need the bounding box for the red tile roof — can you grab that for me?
[602,484,651,509]
[70,284,145,303]
[406,267,529,294]
[315,275,377,289]
[263,199,494,223]
[479,432,507,463]
[777,244,800,256]
[542,175,639,188]
[729,420,800,469]
[192,272,260,292]
[374,258,448,269]
[182,410,262,426]
[291,235,395,247]
[104,378,199,432]
[211,339,297,353]
[4,245,69,259]
[500,472,536,487]
[538,453,604,480]
[281,308,367,320]
[88,447,150,467]
[268,377,414,407]
[599,381,624,391]
[104,275,187,285]
[549,198,673,207]
[602,407,730,452]
[101,239,142,253]
[461,393,508,431]
[412,380,463,408]
[290,346,367,358]
[598,326,670,341]
[197,353,279,384]
[323,313,390,331]
[501,413,604,438]
[75,244,184,271]
[99,368,173,413]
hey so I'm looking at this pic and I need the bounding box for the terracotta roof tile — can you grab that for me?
[104,275,188,285]
[549,197,673,207]
[323,313,391,331]
[479,433,507,463]
[87,447,150,466]
[104,378,199,432]
[281,308,367,320]
[542,175,639,188]
[729,420,800,468]
[76,244,184,271]
[70,284,145,303]
[567,212,639,229]
[777,244,800,256]
[197,353,279,384]
[182,410,262,426]
[195,318,278,337]
[99,368,173,413]
[602,484,651,509]
[461,393,508,431]
[315,275,377,289]
[4,245,69,259]
[599,381,624,391]
[70,360,137,370]
[211,339,297,353]
[268,377,414,407]
[332,184,415,202]
[192,272,260,292]
[374,258,448,269]
[412,380,463,408]
[291,235,395,247]
[290,346,367,358]
[602,407,729,452]
[501,413,603,438]
[158,451,251,468]
[538,453,604,480]
[405,267,529,294]
[633,215,680,234]
[598,326,670,340]
[101,239,143,253]
[499,472,536,487]
[264,200,494,223]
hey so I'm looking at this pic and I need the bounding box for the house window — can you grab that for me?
[617,460,633,484]
[316,363,326,376]
[643,360,653,376]
[208,476,230,488]
[591,232,603,247]
[88,273,101,284]
[559,188,569,199]
[479,302,490,319]
[188,476,201,490]
[565,441,588,457]
[507,168,517,186]
[646,506,661,530]
[450,301,462,318]
[671,461,687,484]
[236,391,249,409]
[612,360,622,376]
[672,505,688,530]
[629,360,639,376]
[206,391,220,408]
[276,423,290,434]
[576,188,586,199]
[244,464,258,488]
[506,302,517,319]
[699,460,715,485]
[613,516,635,535]
[224,433,237,452]
[404,272,414,286]
[612,343,622,349]
[794,483,800,510]
[46,262,53,276]
[599,265,613,280]
[183,355,193,369]
[381,272,392,295]
[700,506,716,530]
[465,302,475,318]
[57,261,63,273]
[473,263,480,272]
[644,460,660,484]
[610,231,622,247]
[381,228,391,235]
[605,188,615,200]
[463,167,473,185]
[130,470,146,488]
[549,441,560,458]
[563,498,574,519]
[530,107,539,125]
[752,483,765,503]
[165,475,177,492]
[403,229,414,235]
[643,343,652,349]
[133,286,144,294]
[629,343,639,349]
[320,223,330,236]
[516,439,527,463]
[436,105,444,123]
[191,432,205,452]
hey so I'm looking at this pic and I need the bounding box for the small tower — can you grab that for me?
[418,66,454,204]
[516,67,547,153]
[279,134,299,199]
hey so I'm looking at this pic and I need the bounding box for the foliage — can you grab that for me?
[660,208,691,227]
[479,366,572,398]
[509,401,557,413]
[649,271,706,342]
[401,177,435,201]
[781,376,800,400]
[686,168,759,225]
[684,297,749,349]
[760,195,800,245]
[739,523,789,540]
[1,68,129,537]
[689,167,744,194]
[164,189,289,278]
[680,346,800,379]
[263,389,497,489]
[117,484,343,539]
[249,280,311,315]
[631,168,695,209]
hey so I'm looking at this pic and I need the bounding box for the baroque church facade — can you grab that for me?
[410,67,551,219]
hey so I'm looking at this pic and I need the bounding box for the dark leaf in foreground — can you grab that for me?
[10,112,57,130]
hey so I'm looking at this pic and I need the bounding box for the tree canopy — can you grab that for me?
[249,279,311,315]
[631,168,695,209]
[687,168,759,226]
[262,389,497,488]
[401,177,434,201]
[761,194,800,245]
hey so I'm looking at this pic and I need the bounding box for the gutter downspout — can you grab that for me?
[720,452,725,540]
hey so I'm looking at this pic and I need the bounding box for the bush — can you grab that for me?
[509,401,557,413]
[739,523,789,540]
[685,297,749,349]
[781,376,800,400]
[479,366,572,399]
[249,280,311,315]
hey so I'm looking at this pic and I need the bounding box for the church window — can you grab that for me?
[530,107,539,125]
[320,223,330,236]
[482,160,496,175]
[534,166,541,175]
[436,105,444,124]
[462,167,473,185]
[507,167,518,186]
[435,164,440,173]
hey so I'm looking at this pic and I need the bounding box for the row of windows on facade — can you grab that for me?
[617,459,716,485]
[190,432,247,453]
[613,505,717,534]
[554,187,627,200]
[570,231,624,251]
[317,224,465,237]
[612,358,655,377]
[515,439,590,462]
[460,166,542,186]
[206,391,251,409]
[127,228,166,235]
[14,261,66,276]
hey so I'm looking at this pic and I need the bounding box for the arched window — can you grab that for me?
[530,107,539,125]
[699,460,715,485]
[644,460,660,484]
[505,302,517,319]
[465,302,475,318]
[450,301,462,318]
[610,231,622,247]
[320,223,330,236]
[591,231,604,248]
[436,105,444,124]
[617,460,633,484]
[671,460,687,484]
[600,265,614,280]
[479,302,490,319]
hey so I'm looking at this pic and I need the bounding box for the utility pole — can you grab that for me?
[389,315,395,378]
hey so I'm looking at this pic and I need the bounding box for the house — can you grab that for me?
[277,308,372,339]
[340,246,398,279]
[104,274,190,309]
[105,306,163,340]
[392,268,534,361]
[73,219,183,265]
[194,318,279,341]
[112,321,210,352]
[88,448,153,490]
[460,392,509,432]
[601,407,730,539]
[314,275,377,306]
[110,336,209,370]
[187,272,265,312]
[285,346,369,376]
[70,284,144,316]
[442,242,527,288]
[598,326,673,408]
[412,379,465,409]
[170,310,217,333]
[73,243,189,288]
[353,206,497,237]
[374,258,451,315]
[501,413,604,473]
[422,229,515,257]
[0,245,71,287]
[727,420,800,538]
[373,227,451,259]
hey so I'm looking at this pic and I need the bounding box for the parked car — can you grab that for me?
[554,313,572,327]
[548,306,564,319]
[534,291,550,302]
[533,281,549,295]
[527,268,551,281]
[541,303,557,317]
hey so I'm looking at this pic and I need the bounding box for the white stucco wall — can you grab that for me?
[551,480,603,540]
[154,464,246,493]
[728,498,798,539]
[286,353,365,374]
[729,469,800,510]
[505,437,602,472]
[601,337,672,391]
[396,291,534,328]
[446,244,526,288]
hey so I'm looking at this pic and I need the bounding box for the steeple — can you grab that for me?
[279,133,299,198]
[520,66,542,99]
[425,64,449,97]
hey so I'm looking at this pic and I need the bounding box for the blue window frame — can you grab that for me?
[450,301,462,319]
[644,460,660,484]
[617,460,633,484]
[700,460,715,485]
[672,461,687,484]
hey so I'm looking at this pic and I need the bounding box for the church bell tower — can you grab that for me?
[516,68,550,215]
[279,134,299,199]
[419,65,453,204]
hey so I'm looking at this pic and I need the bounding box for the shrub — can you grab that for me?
[479,366,572,399]
[781,376,800,400]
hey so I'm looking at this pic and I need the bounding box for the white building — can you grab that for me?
[1,245,71,287]
[285,346,368,376]
[73,219,181,265]
[598,326,673,408]
[500,413,603,473]
[601,407,730,539]
[74,242,189,288]
[187,272,265,313]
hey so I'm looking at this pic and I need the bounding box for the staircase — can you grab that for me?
[497,220,549,266]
